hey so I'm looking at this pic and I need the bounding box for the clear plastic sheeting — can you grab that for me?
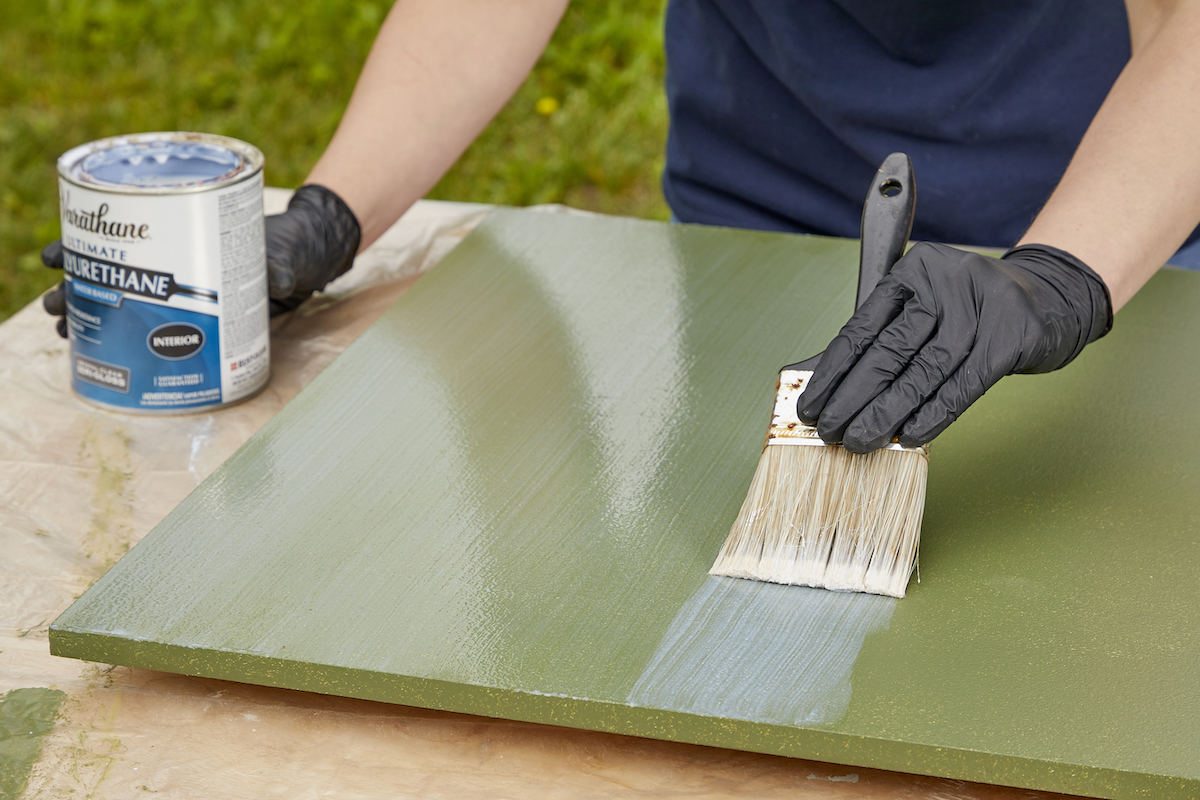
[1,194,1081,800]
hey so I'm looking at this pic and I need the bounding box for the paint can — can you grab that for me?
[57,132,270,413]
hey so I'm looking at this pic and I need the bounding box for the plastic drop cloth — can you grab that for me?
[0,192,1086,800]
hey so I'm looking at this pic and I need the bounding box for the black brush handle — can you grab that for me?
[786,153,915,371]
[857,152,914,308]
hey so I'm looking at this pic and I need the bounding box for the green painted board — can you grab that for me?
[50,210,1200,799]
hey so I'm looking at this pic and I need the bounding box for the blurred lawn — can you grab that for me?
[0,0,669,322]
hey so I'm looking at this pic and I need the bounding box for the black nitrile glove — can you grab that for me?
[797,242,1113,454]
[40,240,68,338]
[265,183,361,316]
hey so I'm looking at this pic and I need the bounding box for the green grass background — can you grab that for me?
[0,0,669,322]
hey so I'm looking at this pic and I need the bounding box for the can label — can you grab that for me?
[58,144,269,412]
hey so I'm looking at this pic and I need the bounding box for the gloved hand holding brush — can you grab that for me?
[41,183,361,337]
[797,242,1113,454]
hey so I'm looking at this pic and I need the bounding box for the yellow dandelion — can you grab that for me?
[535,96,560,116]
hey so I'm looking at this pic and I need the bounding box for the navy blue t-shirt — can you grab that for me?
[662,0,1130,249]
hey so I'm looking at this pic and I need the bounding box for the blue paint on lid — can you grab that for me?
[79,140,244,188]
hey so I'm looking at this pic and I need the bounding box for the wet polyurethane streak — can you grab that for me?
[629,578,895,726]
[0,688,66,800]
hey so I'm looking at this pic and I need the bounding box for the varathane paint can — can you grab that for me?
[57,132,270,413]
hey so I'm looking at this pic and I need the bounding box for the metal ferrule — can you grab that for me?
[763,369,928,456]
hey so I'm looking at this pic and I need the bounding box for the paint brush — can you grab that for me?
[710,153,927,598]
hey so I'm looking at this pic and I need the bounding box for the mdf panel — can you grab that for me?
[52,210,1200,799]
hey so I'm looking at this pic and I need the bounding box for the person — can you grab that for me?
[43,0,1200,453]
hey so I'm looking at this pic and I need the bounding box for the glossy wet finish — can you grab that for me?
[51,210,1200,799]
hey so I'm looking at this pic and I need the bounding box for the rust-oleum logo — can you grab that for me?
[147,323,205,360]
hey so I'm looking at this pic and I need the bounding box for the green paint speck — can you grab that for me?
[0,688,66,800]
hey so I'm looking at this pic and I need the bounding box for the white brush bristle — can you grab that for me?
[711,443,927,598]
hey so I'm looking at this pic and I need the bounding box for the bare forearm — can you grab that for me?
[1019,0,1200,310]
[305,0,569,249]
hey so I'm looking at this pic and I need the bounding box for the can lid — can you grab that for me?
[59,132,264,193]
